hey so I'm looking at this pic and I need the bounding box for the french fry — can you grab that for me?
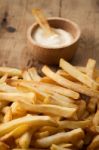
[93,110,99,126]
[35,131,49,139]
[87,97,97,113]
[40,76,58,85]
[0,124,31,141]
[44,96,77,108]
[0,74,8,83]
[18,129,34,148]
[86,58,96,78]
[58,120,91,129]
[0,67,21,77]
[87,135,99,150]
[0,115,56,137]
[19,101,77,118]
[0,83,19,92]
[22,70,32,81]
[35,128,84,148]
[60,58,98,89]
[11,102,26,118]
[3,106,12,123]
[28,67,41,82]
[77,100,86,119]
[56,69,78,82]
[50,144,72,150]
[42,66,99,98]
[0,92,36,104]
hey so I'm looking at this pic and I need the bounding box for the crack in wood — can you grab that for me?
[59,0,62,17]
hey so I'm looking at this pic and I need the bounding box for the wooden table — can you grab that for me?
[0,0,99,69]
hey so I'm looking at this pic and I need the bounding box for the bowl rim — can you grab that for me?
[27,17,81,50]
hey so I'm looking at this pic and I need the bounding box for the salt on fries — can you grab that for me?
[0,58,99,149]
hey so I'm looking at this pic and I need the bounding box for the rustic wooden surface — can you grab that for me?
[0,0,99,69]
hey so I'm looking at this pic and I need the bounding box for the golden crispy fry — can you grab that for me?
[93,110,99,126]
[0,74,8,83]
[87,135,99,150]
[0,115,56,137]
[35,128,84,148]
[0,67,21,77]
[3,106,12,123]
[56,69,78,82]
[0,92,36,104]
[0,124,31,141]
[40,76,58,85]
[60,58,98,88]
[86,58,96,78]
[18,129,34,148]
[35,131,49,139]
[28,67,41,82]
[33,82,79,99]
[50,144,72,150]
[22,70,32,81]
[0,83,19,92]
[42,66,99,98]
[58,120,91,129]
[11,102,26,118]
[87,97,97,113]
[19,101,77,118]
[44,96,77,108]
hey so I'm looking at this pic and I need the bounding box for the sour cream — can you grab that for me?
[33,27,74,48]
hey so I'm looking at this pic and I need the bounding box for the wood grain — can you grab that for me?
[0,0,99,69]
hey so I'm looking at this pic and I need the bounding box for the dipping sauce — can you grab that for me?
[33,27,74,48]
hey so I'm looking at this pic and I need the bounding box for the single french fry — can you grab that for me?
[11,76,19,80]
[40,76,58,85]
[0,115,56,137]
[11,102,26,118]
[77,100,86,119]
[59,143,73,148]
[87,97,97,113]
[93,110,99,126]
[56,69,78,82]
[86,58,96,78]
[50,144,72,150]
[0,92,36,104]
[42,66,99,98]
[19,101,77,118]
[22,70,32,81]
[0,74,8,83]
[0,67,21,77]
[96,77,99,83]
[0,83,19,92]
[35,131,49,139]
[58,120,91,129]
[3,106,12,123]
[87,135,99,150]
[60,58,98,89]
[0,124,31,141]
[32,8,56,36]
[28,67,41,82]
[35,128,84,148]
[18,129,34,148]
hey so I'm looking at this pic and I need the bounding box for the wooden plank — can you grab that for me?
[61,0,99,67]
[0,0,60,68]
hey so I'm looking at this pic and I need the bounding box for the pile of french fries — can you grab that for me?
[0,58,99,150]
